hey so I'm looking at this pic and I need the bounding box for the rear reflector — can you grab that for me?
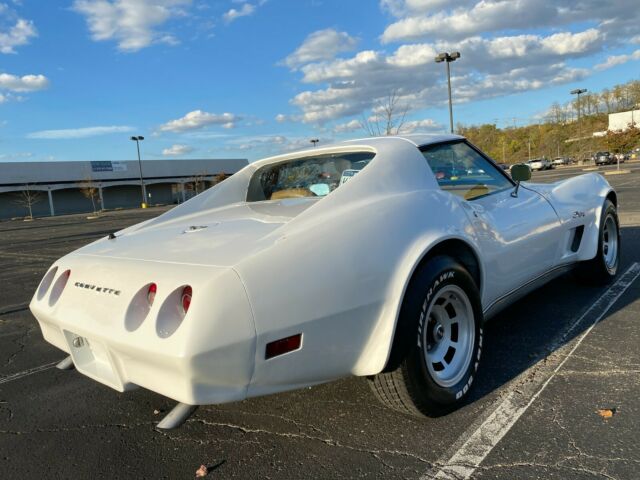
[265,334,302,359]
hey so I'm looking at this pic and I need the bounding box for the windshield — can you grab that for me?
[246,151,375,202]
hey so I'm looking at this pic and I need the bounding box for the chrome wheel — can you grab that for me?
[602,214,618,271]
[423,285,475,388]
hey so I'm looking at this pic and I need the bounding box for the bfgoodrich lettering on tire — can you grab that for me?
[369,255,483,417]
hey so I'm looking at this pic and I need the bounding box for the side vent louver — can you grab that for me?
[571,225,585,253]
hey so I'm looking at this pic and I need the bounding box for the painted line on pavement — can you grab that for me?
[423,262,640,480]
[0,361,61,385]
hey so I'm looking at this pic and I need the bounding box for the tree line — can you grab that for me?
[457,79,640,164]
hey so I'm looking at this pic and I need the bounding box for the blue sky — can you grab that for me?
[0,0,639,162]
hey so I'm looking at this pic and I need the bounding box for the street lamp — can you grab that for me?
[570,88,587,136]
[130,135,146,208]
[570,88,587,164]
[310,138,319,147]
[435,51,461,134]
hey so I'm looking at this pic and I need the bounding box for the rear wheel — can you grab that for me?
[576,199,620,285]
[369,256,483,417]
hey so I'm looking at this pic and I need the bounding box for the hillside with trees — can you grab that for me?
[457,79,640,164]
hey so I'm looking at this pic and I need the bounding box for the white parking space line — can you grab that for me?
[423,262,640,480]
[0,361,60,385]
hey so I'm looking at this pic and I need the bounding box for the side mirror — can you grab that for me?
[510,163,531,198]
[510,163,531,182]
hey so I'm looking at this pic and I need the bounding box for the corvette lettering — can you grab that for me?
[74,282,121,296]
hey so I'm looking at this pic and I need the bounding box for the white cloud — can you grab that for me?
[0,73,49,92]
[381,0,639,43]
[162,143,194,155]
[539,29,601,55]
[72,0,191,52]
[333,119,361,133]
[223,2,255,23]
[288,27,608,124]
[595,49,640,71]
[158,110,240,132]
[283,28,358,69]
[399,118,442,133]
[227,134,329,153]
[0,18,37,53]
[27,125,134,139]
[278,0,640,127]
[275,113,287,123]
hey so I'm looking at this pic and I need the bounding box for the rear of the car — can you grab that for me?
[595,152,611,165]
[30,254,256,405]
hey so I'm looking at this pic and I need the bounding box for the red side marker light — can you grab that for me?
[147,283,157,306]
[265,334,302,359]
[181,286,192,314]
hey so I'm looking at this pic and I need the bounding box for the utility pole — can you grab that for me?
[130,136,146,208]
[435,51,461,134]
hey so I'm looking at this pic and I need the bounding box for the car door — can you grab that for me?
[421,141,563,309]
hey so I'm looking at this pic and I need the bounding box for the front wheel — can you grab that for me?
[368,256,483,417]
[576,199,620,285]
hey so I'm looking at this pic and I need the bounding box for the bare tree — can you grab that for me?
[13,185,43,219]
[213,172,228,184]
[80,176,101,214]
[184,171,210,198]
[193,171,210,194]
[601,89,614,114]
[360,90,409,136]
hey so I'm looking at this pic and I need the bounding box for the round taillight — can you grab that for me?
[48,269,71,306]
[147,283,157,306]
[181,286,192,314]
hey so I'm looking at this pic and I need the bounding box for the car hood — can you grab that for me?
[73,198,318,267]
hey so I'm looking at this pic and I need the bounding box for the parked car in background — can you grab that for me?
[528,158,552,171]
[552,157,571,166]
[497,163,510,170]
[614,153,628,163]
[594,152,613,165]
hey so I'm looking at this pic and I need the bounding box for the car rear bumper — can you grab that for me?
[36,318,252,405]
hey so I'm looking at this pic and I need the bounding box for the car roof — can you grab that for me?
[249,133,464,169]
[338,133,464,148]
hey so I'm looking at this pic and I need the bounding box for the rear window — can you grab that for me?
[246,151,375,202]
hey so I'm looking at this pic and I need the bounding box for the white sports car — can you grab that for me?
[30,134,620,428]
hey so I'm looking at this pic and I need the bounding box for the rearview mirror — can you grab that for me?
[510,163,531,182]
[510,163,531,198]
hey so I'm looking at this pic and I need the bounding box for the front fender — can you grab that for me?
[527,173,615,262]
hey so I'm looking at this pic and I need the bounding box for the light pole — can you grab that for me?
[130,135,146,207]
[310,138,319,148]
[570,88,587,138]
[435,51,460,134]
[570,88,587,164]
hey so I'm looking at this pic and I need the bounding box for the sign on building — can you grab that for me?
[90,161,128,173]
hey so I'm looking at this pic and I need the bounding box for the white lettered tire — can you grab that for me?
[576,199,620,285]
[369,255,483,417]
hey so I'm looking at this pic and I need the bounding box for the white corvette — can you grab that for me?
[30,134,620,428]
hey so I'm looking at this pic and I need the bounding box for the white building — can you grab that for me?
[0,157,247,220]
[608,109,640,132]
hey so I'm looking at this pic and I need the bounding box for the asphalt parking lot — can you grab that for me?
[1,165,640,479]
